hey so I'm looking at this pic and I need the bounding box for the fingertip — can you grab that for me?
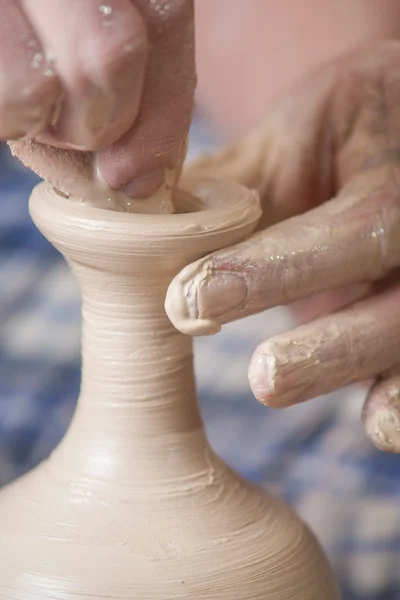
[97,0,195,192]
[123,168,165,199]
[363,376,400,453]
[248,336,320,409]
[248,347,278,407]
[8,139,93,197]
[97,130,187,192]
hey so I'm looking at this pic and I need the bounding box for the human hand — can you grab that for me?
[168,41,400,453]
[2,0,195,198]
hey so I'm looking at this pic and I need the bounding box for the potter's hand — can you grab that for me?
[2,0,195,198]
[178,42,400,452]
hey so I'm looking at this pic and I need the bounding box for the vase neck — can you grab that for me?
[29,178,261,487]
[52,264,206,486]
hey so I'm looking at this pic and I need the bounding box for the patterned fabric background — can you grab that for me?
[0,119,400,599]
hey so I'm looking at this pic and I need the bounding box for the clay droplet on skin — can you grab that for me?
[99,4,112,14]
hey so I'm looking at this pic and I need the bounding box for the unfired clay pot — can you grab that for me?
[0,177,340,599]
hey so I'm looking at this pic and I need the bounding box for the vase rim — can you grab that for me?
[28,177,261,266]
[30,176,260,235]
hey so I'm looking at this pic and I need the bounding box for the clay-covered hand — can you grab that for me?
[181,41,400,452]
[2,0,195,198]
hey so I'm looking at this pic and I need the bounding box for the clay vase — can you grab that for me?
[0,177,340,599]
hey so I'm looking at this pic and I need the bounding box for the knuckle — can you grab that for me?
[0,73,60,137]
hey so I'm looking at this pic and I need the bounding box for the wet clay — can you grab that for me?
[8,141,175,213]
[0,177,340,599]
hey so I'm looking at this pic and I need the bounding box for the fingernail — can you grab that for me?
[165,265,249,336]
[248,340,314,407]
[124,168,165,199]
[193,272,248,320]
[248,351,276,404]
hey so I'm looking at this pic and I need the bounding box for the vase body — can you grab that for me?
[0,178,340,599]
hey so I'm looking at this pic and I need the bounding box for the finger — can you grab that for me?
[246,281,400,408]
[362,370,400,453]
[166,43,400,335]
[288,284,369,324]
[166,165,400,335]
[21,0,147,150]
[98,0,196,198]
[0,0,61,139]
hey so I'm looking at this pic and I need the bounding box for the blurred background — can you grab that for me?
[2,1,400,598]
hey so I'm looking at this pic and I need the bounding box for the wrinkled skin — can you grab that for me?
[185,42,400,452]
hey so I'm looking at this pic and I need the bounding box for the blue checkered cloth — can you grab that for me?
[1,123,400,599]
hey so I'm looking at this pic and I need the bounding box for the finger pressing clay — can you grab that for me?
[8,140,175,214]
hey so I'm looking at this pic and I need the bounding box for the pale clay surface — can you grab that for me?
[0,177,340,599]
